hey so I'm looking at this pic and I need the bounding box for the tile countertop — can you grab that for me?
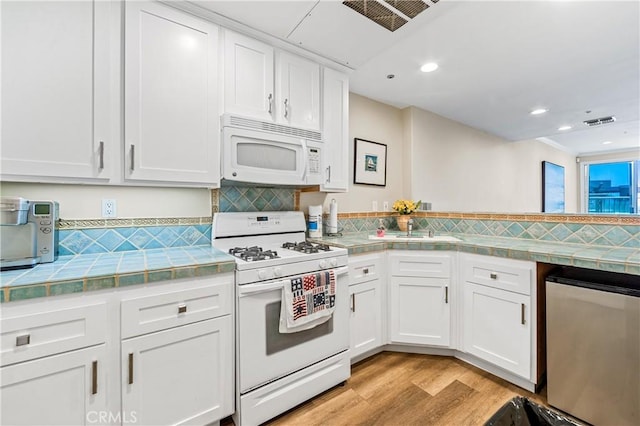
[0,246,236,303]
[309,232,640,276]
[2,233,638,303]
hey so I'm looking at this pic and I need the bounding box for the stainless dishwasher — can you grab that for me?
[546,267,640,426]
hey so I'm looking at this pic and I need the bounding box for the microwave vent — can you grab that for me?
[583,116,616,127]
[226,115,323,141]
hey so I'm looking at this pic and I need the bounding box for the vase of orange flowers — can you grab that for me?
[392,199,421,231]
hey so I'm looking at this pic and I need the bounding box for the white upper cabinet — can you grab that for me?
[0,0,116,183]
[275,51,320,130]
[224,31,275,122]
[321,68,349,192]
[223,30,321,131]
[124,1,220,186]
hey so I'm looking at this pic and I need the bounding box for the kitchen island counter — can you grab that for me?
[309,232,640,276]
[0,246,236,302]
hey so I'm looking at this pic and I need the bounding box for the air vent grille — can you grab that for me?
[228,116,323,141]
[583,116,616,127]
[384,0,429,19]
[343,0,408,32]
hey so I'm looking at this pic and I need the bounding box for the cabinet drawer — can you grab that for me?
[461,254,533,295]
[349,253,384,285]
[121,281,232,339]
[1,302,107,367]
[389,252,451,278]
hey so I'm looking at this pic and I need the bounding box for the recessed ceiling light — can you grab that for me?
[420,62,438,73]
[558,125,572,131]
[602,141,613,145]
[530,108,548,115]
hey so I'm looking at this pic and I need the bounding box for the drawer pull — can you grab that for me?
[490,272,498,280]
[351,293,355,312]
[178,304,187,314]
[363,268,369,275]
[128,353,134,385]
[16,334,30,347]
[91,360,98,395]
[521,303,526,325]
[445,286,449,304]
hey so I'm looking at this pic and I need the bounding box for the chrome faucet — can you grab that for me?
[406,218,414,237]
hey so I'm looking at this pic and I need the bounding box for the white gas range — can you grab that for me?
[211,211,351,426]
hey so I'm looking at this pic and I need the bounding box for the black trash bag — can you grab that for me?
[485,397,583,426]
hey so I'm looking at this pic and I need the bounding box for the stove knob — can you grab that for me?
[330,258,338,267]
[258,269,268,280]
[274,267,283,277]
[319,260,328,269]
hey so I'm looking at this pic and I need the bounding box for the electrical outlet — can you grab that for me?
[102,199,117,218]
[372,201,378,211]
[383,201,389,211]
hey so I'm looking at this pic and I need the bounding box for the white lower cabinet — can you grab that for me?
[0,274,234,426]
[388,252,452,347]
[1,345,108,426]
[348,253,384,359]
[122,317,232,425]
[460,253,534,380]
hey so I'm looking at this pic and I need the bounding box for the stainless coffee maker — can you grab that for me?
[0,197,59,270]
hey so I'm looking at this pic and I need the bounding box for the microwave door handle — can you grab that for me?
[300,139,308,182]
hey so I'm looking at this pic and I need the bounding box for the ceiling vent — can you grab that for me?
[343,0,435,32]
[583,116,616,127]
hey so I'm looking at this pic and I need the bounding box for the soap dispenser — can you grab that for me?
[376,219,386,237]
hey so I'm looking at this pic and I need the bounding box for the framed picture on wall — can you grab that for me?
[542,161,565,213]
[354,138,387,186]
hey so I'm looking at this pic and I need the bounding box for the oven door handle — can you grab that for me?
[239,266,349,296]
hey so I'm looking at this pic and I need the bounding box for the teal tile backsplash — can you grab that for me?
[336,215,639,248]
[218,186,296,212]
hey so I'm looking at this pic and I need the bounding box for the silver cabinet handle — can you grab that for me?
[284,98,289,118]
[490,272,498,280]
[91,360,98,395]
[326,165,331,183]
[521,303,526,325]
[16,334,30,346]
[445,286,449,304]
[130,145,135,172]
[268,93,273,114]
[178,304,187,314]
[128,353,134,385]
[98,141,104,171]
[350,293,355,312]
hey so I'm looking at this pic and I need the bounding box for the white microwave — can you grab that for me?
[221,115,323,186]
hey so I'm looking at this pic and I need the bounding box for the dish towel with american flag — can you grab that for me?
[279,270,336,333]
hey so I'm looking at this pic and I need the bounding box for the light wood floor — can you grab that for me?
[262,351,548,426]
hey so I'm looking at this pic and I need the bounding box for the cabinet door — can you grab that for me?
[349,280,382,358]
[463,282,531,379]
[125,1,220,185]
[224,30,275,121]
[276,51,320,130]
[122,316,233,425]
[389,276,450,346]
[1,0,114,182]
[321,68,349,192]
[1,345,107,426]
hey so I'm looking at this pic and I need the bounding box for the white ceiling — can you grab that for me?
[190,0,640,155]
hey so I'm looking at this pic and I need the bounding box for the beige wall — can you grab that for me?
[404,107,578,213]
[300,93,406,214]
[0,182,211,219]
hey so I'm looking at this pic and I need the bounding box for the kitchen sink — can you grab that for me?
[368,234,461,242]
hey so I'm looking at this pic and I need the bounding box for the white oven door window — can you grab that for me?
[237,269,349,393]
